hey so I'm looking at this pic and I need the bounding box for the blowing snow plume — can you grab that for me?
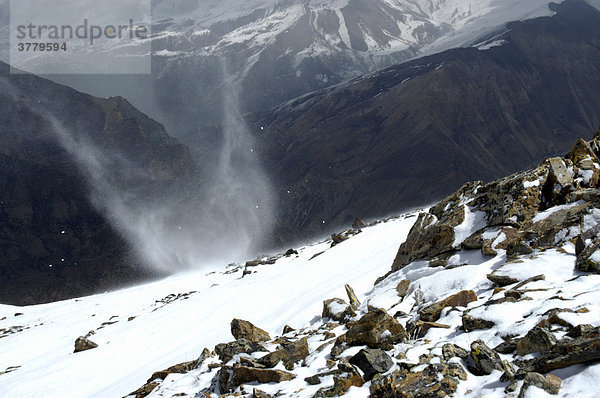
[43,79,273,273]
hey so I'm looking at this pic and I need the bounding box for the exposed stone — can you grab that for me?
[253,388,272,398]
[495,338,519,354]
[462,314,495,332]
[370,363,466,398]
[313,360,364,397]
[284,249,298,257]
[305,375,321,385]
[352,218,367,229]
[461,231,483,250]
[345,309,408,350]
[576,238,600,274]
[322,298,356,323]
[518,372,562,397]
[127,381,160,398]
[349,348,394,381]
[331,232,350,246]
[486,273,519,287]
[567,324,594,338]
[259,337,309,370]
[231,318,271,342]
[516,335,600,375]
[344,284,360,310]
[282,325,295,334]
[395,279,410,298]
[407,320,451,338]
[442,343,469,361]
[419,290,477,322]
[74,337,98,353]
[215,339,267,362]
[517,327,557,356]
[219,365,296,393]
[467,340,503,376]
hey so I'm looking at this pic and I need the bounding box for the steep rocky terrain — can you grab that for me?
[0,62,193,305]
[254,0,600,242]
[119,128,600,397]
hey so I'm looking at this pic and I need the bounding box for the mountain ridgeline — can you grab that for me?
[253,0,600,243]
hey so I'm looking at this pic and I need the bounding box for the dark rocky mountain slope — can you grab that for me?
[254,0,600,242]
[0,62,193,305]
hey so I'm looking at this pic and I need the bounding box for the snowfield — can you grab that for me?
[0,214,416,398]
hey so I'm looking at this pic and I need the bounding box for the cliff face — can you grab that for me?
[252,0,600,243]
[0,62,194,305]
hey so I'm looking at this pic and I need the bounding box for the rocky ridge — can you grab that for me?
[123,129,600,397]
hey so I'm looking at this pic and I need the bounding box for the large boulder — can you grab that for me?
[419,290,477,322]
[231,319,271,342]
[345,309,408,350]
[218,365,296,393]
[74,337,98,353]
[349,348,394,381]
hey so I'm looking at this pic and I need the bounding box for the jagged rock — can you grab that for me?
[322,298,356,323]
[349,348,394,381]
[442,343,469,361]
[127,381,160,398]
[231,319,271,342]
[282,325,295,334]
[406,320,451,338]
[487,273,519,287]
[567,138,598,165]
[516,335,600,375]
[576,237,600,273]
[462,314,495,332]
[518,372,562,397]
[344,284,360,310]
[495,338,519,354]
[215,339,267,362]
[147,360,197,382]
[370,363,466,398]
[305,375,321,385]
[395,279,410,298]
[390,203,465,272]
[345,309,408,350]
[284,249,298,257]
[517,327,557,356]
[352,218,367,230]
[567,324,594,338]
[419,290,477,322]
[74,337,98,353]
[461,231,483,250]
[313,360,364,397]
[331,232,350,245]
[467,340,504,376]
[253,388,272,398]
[258,337,309,370]
[218,365,296,393]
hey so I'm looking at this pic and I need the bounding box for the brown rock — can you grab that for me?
[419,290,477,322]
[407,320,451,338]
[517,327,557,356]
[370,363,466,398]
[322,298,356,323]
[518,372,562,397]
[219,365,296,393]
[231,319,271,342]
[74,337,98,353]
[395,279,410,298]
[346,309,408,350]
[462,314,495,332]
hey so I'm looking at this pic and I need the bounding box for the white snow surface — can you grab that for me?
[0,214,415,398]
[2,207,600,397]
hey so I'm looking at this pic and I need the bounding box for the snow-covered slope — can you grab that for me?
[4,134,600,398]
[0,215,416,397]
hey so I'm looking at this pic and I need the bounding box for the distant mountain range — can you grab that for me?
[255,0,600,242]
